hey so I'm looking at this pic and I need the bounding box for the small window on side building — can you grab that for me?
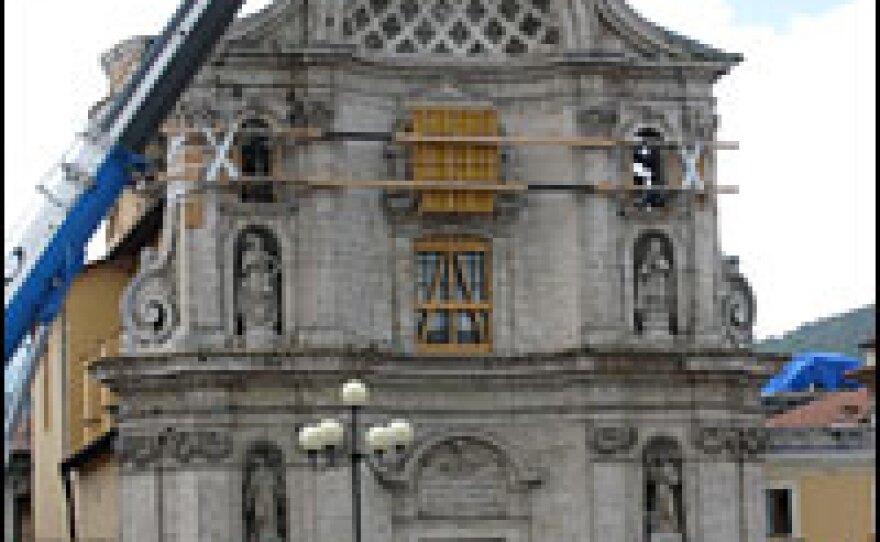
[766,487,794,536]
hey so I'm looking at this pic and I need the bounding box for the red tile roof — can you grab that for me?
[766,388,873,428]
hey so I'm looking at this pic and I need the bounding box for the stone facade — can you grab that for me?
[93,1,768,540]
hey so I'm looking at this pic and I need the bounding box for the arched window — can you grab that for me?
[237,118,275,203]
[632,128,667,209]
[643,436,686,540]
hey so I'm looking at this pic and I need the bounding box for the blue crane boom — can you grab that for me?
[4,0,246,463]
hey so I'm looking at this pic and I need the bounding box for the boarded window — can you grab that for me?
[410,106,500,213]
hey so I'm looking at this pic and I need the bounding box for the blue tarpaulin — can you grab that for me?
[762,352,864,395]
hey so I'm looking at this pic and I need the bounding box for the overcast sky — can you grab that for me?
[4,0,875,340]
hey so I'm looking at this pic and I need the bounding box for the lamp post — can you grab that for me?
[298,379,414,542]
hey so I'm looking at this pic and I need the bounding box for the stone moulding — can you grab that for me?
[117,429,233,470]
[691,425,767,458]
[121,200,181,349]
[372,429,542,490]
[588,425,638,456]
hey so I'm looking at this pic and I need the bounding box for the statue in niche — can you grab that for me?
[644,438,685,541]
[647,457,681,533]
[636,237,673,338]
[235,230,281,343]
[243,448,286,542]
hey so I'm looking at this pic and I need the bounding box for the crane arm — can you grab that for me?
[4,0,245,363]
[4,0,246,466]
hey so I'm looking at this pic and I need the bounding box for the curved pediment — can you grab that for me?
[595,0,742,64]
[341,0,563,57]
[211,0,741,68]
[222,0,306,48]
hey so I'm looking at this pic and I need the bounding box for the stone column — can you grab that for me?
[591,461,630,541]
[120,470,161,542]
[197,465,240,542]
[696,460,740,541]
[742,461,768,542]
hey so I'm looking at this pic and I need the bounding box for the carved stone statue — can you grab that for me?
[245,456,282,542]
[648,457,681,534]
[236,232,281,343]
[636,239,673,337]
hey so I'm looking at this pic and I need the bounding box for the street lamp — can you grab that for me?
[298,379,414,542]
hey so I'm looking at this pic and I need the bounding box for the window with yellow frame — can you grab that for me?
[415,238,491,354]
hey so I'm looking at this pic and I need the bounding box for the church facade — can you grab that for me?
[73,1,767,540]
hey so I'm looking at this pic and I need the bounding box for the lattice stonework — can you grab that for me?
[343,0,562,56]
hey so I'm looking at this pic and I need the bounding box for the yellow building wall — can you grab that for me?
[31,261,134,542]
[65,262,134,453]
[800,470,874,542]
[766,462,875,542]
[32,318,70,542]
[73,454,120,542]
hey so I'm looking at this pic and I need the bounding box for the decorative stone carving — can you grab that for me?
[130,275,179,344]
[117,434,163,468]
[199,430,235,461]
[417,437,510,518]
[578,107,619,136]
[117,430,233,469]
[120,199,186,349]
[342,0,562,56]
[720,257,755,347]
[122,208,180,348]
[589,425,638,455]
[692,426,738,455]
[243,443,287,542]
[738,427,767,457]
[681,106,715,141]
[692,425,766,459]
[287,93,335,129]
[635,235,675,339]
[234,228,282,345]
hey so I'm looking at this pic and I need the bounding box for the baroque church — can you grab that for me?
[26,1,773,541]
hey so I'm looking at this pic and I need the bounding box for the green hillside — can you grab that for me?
[756,304,876,360]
